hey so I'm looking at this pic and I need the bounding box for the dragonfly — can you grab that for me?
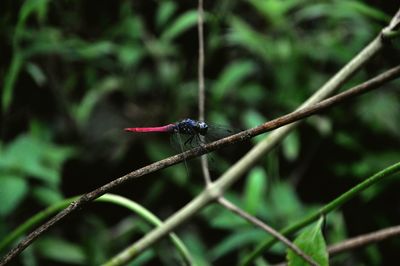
[124,118,236,149]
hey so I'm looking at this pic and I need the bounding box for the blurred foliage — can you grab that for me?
[1,0,399,265]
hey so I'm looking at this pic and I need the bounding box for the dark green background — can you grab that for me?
[1,1,399,265]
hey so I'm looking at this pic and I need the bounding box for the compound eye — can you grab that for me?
[198,121,208,129]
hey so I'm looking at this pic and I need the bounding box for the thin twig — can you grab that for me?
[328,225,400,255]
[218,197,319,266]
[1,65,400,266]
[197,0,212,186]
[197,0,205,122]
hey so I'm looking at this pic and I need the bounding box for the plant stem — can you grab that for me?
[0,194,194,266]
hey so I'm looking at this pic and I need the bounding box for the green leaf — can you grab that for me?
[20,27,68,56]
[242,110,266,128]
[357,92,400,138]
[334,131,362,152]
[119,16,144,40]
[15,0,49,46]
[353,151,400,178]
[0,134,75,186]
[227,17,271,62]
[210,229,265,260]
[17,0,49,28]
[364,245,381,265]
[243,167,267,215]
[73,77,122,125]
[161,10,199,41]
[237,83,265,105]
[282,131,300,161]
[156,1,177,29]
[207,205,248,230]
[145,140,173,161]
[343,1,390,22]
[2,52,23,112]
[270,181,303,221]
[0,175,28,216]
[36,236,86,264]
[242,110,267,143]
[32,186,64,206]
[212,60,256,102]
[249,0,299,26]
[287,217,328,266]
[145,141,187,185]
[182,233,208,266]
[76,41,115,59]
[117,44,144,67]
[25,62,47,87]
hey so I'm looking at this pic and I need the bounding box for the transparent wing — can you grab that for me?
[204,124,239,142]
[169,124,239,158]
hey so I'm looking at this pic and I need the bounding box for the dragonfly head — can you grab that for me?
[197,121,208,136]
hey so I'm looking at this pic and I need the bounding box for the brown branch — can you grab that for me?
[218,197,319,266]
[1,66,400,265]
[328,225,400,255]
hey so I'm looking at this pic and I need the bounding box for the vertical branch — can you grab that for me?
[197,0,205,121]
[197,0,212,186]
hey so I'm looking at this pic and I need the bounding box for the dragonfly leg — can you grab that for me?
[195,134,202,145]
[184,135,194,146]
[195,134,210,153]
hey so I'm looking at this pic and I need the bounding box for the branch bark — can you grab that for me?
[328,225,400,255]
